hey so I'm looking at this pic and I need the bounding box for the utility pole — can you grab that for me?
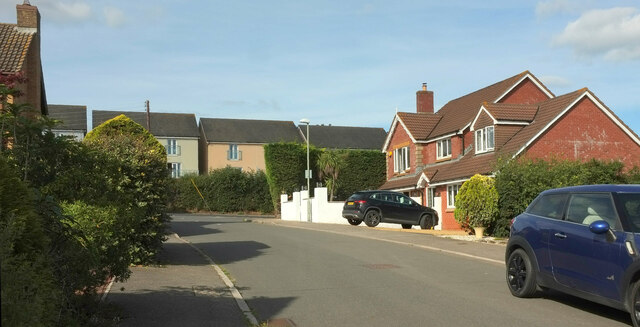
[145,100,150,130]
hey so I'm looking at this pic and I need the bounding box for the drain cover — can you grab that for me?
[362,263,400,269]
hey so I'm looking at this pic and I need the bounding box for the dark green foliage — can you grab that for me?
[84,115,170,264]
[493,157,628,237]
[0,156,59,327]
[169,168,273,213]
[335,150,386,201]
[454,174,499,232]
[264,143,320,212]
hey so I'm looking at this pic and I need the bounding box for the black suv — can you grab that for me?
[342,190,438,229]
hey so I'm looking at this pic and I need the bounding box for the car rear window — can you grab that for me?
[528,193,567,219]
[347,193,368,201]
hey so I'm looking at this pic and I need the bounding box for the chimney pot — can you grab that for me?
[422,83,427,91]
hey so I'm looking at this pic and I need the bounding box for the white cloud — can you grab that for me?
[539,75,571,88]
[38,0,92,23]
[103,6,125,28]
[535,0,584,18]
[553,7,640,61]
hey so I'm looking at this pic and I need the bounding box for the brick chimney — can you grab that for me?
[17,1,40,30]
[416,82,434,114]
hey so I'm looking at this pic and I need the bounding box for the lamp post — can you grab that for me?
[300,118,311,222]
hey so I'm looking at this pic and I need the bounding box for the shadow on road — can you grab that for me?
[197,241,271,265]
[247,296,298,323]
[170,220,224,237]
[542,290,630,325]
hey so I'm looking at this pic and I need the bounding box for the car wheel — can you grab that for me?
[347,218,362,226]
[630,280,640,327]
[506,249,537,298]
[401,224,412,229]
[364,210,381,227]
[420,215,435,230]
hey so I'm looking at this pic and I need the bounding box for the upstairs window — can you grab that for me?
[393,146,410,173]
[475,126,495,154]
[166,139,180,155]
[437,138,452,159]
[228,144,241,160]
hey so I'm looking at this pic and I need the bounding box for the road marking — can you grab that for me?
[173,233,259,326]
[256,221,505,266]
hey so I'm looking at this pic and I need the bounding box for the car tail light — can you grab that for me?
[355,200,366,204]
[510,218,516,226]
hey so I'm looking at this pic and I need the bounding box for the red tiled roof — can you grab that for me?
[396,112,441,141]
[428,71,530,138]
[484,102,538,122]
[379,171,423,190]
[0,23,34,73]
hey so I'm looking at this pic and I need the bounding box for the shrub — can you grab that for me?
[335,150,386,200]
[264,143,320,212]
[0,155,59,327]
[494,157,628,237]
[84,115,170,264]
[454,174,498,232]
[169,168,273,213]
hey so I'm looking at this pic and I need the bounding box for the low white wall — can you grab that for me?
[280,187,409,229]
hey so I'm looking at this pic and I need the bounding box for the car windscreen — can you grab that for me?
[616,193,640,232]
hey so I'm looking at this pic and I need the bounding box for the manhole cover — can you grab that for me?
[362,263,400,269]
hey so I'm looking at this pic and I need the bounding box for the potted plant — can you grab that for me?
[454,174,499,238]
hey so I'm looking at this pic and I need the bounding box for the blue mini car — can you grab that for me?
[506,185,640,326]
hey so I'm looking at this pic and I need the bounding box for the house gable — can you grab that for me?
[524,91,640,165]
[385,118,417,178]
[496,73,554,104]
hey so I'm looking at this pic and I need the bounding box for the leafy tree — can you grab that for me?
[317,150,346,201]
[454,174,498,232]
[84,114,170,263]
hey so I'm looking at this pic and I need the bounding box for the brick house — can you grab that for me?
[0,1,47,115]
[380,71,640,230]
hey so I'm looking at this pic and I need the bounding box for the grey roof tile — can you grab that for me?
[301,125,387,150]
[92,110,199,138]
[48,104,86,131]
[200,118,303,144]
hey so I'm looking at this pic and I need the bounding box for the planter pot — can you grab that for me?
[473,226,485,239]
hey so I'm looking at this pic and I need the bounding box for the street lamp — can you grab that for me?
[299,118,311,222]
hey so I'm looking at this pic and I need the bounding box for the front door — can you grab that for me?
[548,193,625,300]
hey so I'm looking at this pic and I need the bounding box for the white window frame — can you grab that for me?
[447,184,461,208]
[475,126,495,154]
[228,144,241,160]
[436,138,452,159]
[427,187,436,208]
[393,146,410,173]
[166,139,179,156]
[169,162,181,178]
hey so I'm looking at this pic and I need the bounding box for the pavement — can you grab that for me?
[106,216,507,327]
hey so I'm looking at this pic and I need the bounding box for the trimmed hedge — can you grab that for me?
[169,167,273,213]
[493,157,628,237]
[264,143,321,212]
[335,150,386,200]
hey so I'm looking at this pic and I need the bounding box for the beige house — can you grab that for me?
[93,110,199,177]
[199,118,303,173]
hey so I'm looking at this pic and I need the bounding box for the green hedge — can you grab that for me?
[493,157,628,237]
[264,143,321,212]
[169,167,273,213]
[335,150,386,200]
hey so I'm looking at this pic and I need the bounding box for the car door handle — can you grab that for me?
[554,233,567,239]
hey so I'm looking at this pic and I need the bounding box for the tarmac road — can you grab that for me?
[111,214,633,326]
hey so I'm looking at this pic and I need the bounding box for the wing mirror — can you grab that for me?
[589,220,610,234]
[589,220,617,242]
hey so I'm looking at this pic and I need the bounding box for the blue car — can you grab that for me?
[506,185,640,326]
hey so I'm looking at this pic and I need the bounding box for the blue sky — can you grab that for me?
[1,0,640,131]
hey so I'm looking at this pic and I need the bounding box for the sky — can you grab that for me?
[1,0,640,132]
